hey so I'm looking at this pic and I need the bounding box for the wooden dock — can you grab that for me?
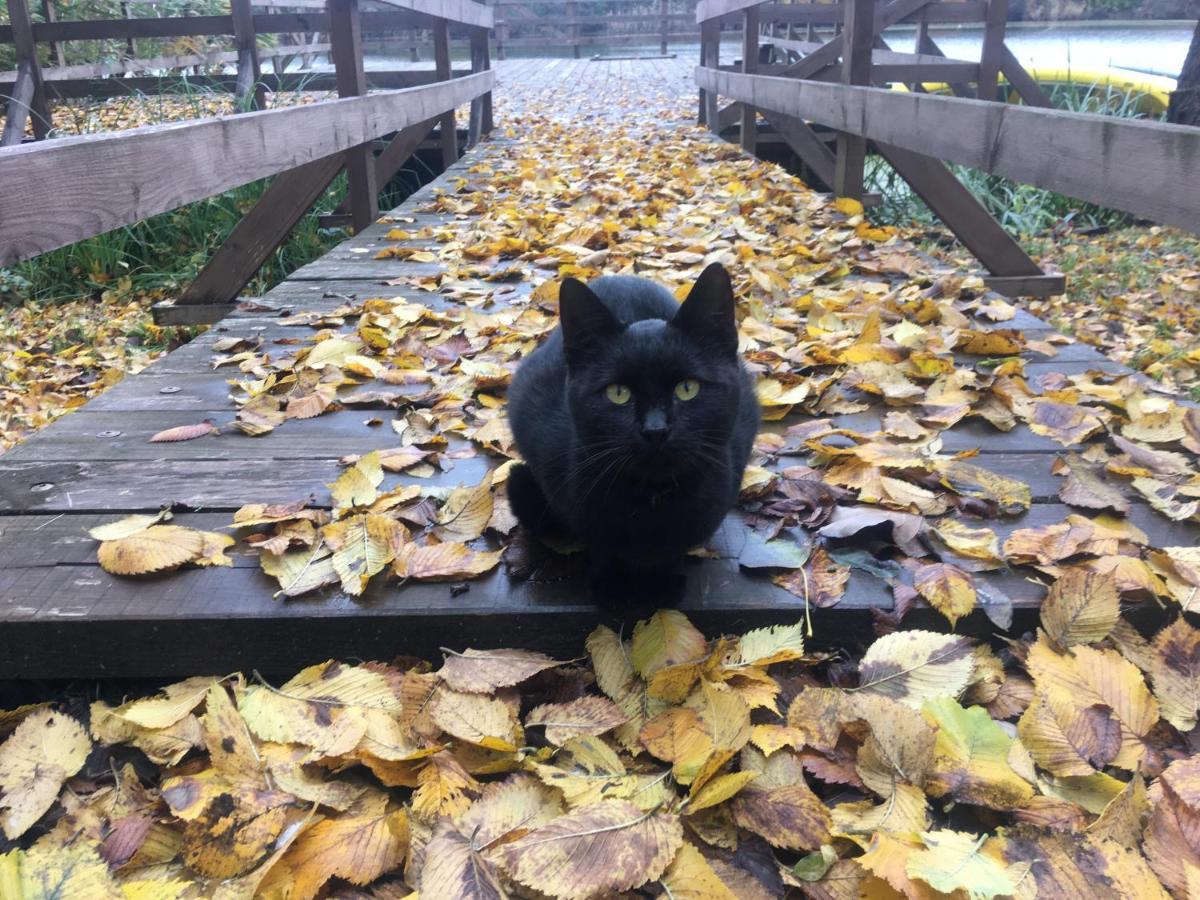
[2,55,1197,678]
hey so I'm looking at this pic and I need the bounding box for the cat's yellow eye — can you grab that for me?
[605,383,632,405]
[675,379,700,401]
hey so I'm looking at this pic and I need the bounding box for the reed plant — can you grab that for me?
[865,80,1156,236]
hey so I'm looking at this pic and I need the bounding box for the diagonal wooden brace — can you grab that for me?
[877,141,1063,296]
[156,150,349,325]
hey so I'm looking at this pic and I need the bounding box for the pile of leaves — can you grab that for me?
[1025,226,1200,398]
[6,602,1200,897]
[0,293,187,451]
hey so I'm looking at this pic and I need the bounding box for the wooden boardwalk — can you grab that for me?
[1,57,1196,678]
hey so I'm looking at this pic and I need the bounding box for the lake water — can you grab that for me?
[430,20,1194,79]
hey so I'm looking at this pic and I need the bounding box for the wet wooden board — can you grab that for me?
[1,56,1195,679]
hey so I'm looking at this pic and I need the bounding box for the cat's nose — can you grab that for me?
[641,410,669,446]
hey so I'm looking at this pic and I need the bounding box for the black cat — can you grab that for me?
[507,262,760,578]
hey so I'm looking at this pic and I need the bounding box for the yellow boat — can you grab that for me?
[895,65,1176,115]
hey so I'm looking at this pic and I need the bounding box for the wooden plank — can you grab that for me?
[757,0,986,26]
[876,142,1043,277]
[915,30,973,97]
[703,19,720,132]
[760,110,835,188]
[4,6,490,43]
[167,151,348,321]
[769,35,978,71]
[325,116,438,221]
[433,17,458,169]
[0,71,494,265]
[983,273,1067,297]
[231,0,265,108]
[977,0,1006,102]
[692,68,1200,231]
[696,0,761,23]
[468,25,493,144]
[40,0,65,68]
[0,66,35,147]
[373,0,494,28]
[740,4,759,153]
[833,0,872,198]
[3,0,50,141]
[330,0,378,234]
[35,69,468,100]
[779,0,932,80]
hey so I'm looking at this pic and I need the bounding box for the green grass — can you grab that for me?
[865,81,1156,237]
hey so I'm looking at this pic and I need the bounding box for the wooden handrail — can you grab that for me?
[695,0,986,24]
[0,44,332,84]
[0,70,494,265]
[0,6,494,44]
[695,66,1200,231]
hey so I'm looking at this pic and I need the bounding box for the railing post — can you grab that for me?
[433,17,458,170]
[567,0,579,59]
[660,0,669,54]
[469,24,493,145]
[231,0,265,109]
[120,1,137,57]
[740,4,759,153]
[702,19,720,132]
[978,0,1007,101]
[833,0,872,198]
[2,0,51,145]
[40,0,65,67]
[328,0,378,232]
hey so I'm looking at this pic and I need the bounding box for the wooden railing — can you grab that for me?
[695,0,1200,298]
[0,0,495,324]
[0,0,491,122]
[494,0,699,59]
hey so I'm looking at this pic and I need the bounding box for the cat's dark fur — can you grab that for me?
[507,263,759,572]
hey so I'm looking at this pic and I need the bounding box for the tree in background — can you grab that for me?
[1169,20,1200,126]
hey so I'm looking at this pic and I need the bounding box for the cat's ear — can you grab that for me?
[672,262,738,357]
[559,278,620,368]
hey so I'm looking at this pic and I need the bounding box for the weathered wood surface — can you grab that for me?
[0,57,1193,679]
[0,71,494,265]
[0,4,495,44]
[694,67,1200,231]
[697,0,986,24]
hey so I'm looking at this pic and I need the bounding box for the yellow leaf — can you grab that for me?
[922,697,1033,811]
[433,477,495,542]
[1040,569,1119,648]
[688,771,758,812]
[913,563,977,627]
[97,525,207,575]
[1150,617,1200,731]
[439,647,565,694]
[428,687,520,750]
[497,800,683,900]
[110,675,219,730]
[525,696,627,745]
[659,842,737,899]
[856,630,975,708]
[0,841,121,899]
[392,542,502,582]
[631,610,708,678]
[905,830,1017,899]
[0,710,90,839]
[329,450,384,512]
[259,792,408,900]
[322,513,407,595]
[736,622,806,667]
